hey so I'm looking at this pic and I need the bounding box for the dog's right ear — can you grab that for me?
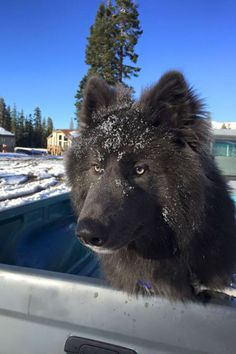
[80,77,116,130]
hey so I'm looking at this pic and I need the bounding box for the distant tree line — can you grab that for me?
[0,97,54,148]
[221,123,232,129]
[75,0,143,122]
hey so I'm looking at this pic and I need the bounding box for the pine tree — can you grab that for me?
[0,99,13,132]
[33,107,43,147]
[86,2,117,84]
[5,106,12,131]
[75,73,90,122]
[46,117,53,137]
[0,98,7,129]
[0,98,6,127]
[24,115,32,147]
[17,110,25,146]
[41,117,47,147]
[0,100,55,148]
[75,3,114,122]
[113,0,143,82]
[75,0,142,124]
[26,114,34,147]
[69,117,74,130]
[10,104,18,134]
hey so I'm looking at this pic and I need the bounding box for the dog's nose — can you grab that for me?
[77,219,107,248]
[79,230,105,247]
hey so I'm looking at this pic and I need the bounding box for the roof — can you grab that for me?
[47,130,80,140]
[213,129,236,136]
[60,129,74,135]
[0,127,15,136]
[53,129,79,136]
[69,131,80,138]
[213,129,236,141]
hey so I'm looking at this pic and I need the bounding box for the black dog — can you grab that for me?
[66,71,236,301]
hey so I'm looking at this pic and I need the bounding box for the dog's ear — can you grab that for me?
[80,77,116,130]
[140,71,210,150]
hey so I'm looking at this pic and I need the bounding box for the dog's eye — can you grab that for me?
[135,166,146,176]
[93,165,104,174]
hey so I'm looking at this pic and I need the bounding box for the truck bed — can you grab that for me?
[0,194,236,353]
[0,264,236,354]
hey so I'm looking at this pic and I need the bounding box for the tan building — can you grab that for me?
[47,129,79,155]
[0,127,15,152]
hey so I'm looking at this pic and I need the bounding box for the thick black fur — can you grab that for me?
[66,71,236,301]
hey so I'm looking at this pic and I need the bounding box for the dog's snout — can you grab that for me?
[79,230,105,247]
[77,219,107,248]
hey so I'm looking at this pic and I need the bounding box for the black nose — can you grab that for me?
[77,219,108,248]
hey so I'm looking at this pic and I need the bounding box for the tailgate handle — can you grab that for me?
[64,336,137,354]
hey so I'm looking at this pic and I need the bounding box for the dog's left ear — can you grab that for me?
[80,77,116,129]
[140,71,210,150]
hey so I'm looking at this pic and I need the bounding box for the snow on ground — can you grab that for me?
[0,153,235,212]
[0,154,70,211]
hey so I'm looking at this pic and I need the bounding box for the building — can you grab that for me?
[213,129,236,179]
[0,127,15,152]
[213,129,236,157]
[47,129,79,155]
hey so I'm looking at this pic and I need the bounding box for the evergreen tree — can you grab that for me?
[42,117,46,133]
[17,110,25,146]
[5,106,12,131]
[0,98,9,129]
[27,114,34,147]
[221,123,227,129]
[46,117,53,137]
[75,0,142,124]
[0,99,55,148]
[113,0,143,82]
[75,73,90,122]
[0,99,12,131]
[24,115,33,147]
[33,107,43,147]
[0,98,6,127]
[42,117,47,147]
[86,2,117,84]
[69,117,74,130]
[10,104,18,134]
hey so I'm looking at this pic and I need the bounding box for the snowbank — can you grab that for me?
[0,156,70,210]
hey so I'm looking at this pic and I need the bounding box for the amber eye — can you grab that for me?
[135,166,145,176]
[94,165,104,174]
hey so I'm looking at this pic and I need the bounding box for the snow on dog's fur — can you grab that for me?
[66,71,236,301]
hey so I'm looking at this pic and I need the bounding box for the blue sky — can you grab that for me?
[0,0,235,128]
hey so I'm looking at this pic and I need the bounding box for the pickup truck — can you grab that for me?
[0,191,236,353]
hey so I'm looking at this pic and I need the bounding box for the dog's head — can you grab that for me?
[66,72,211,258]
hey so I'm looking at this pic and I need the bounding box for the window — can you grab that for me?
[213,141,236,157]
[59,135,62,140]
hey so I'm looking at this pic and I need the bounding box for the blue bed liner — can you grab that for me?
[0,193,101,278]
[0,193,235,279]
